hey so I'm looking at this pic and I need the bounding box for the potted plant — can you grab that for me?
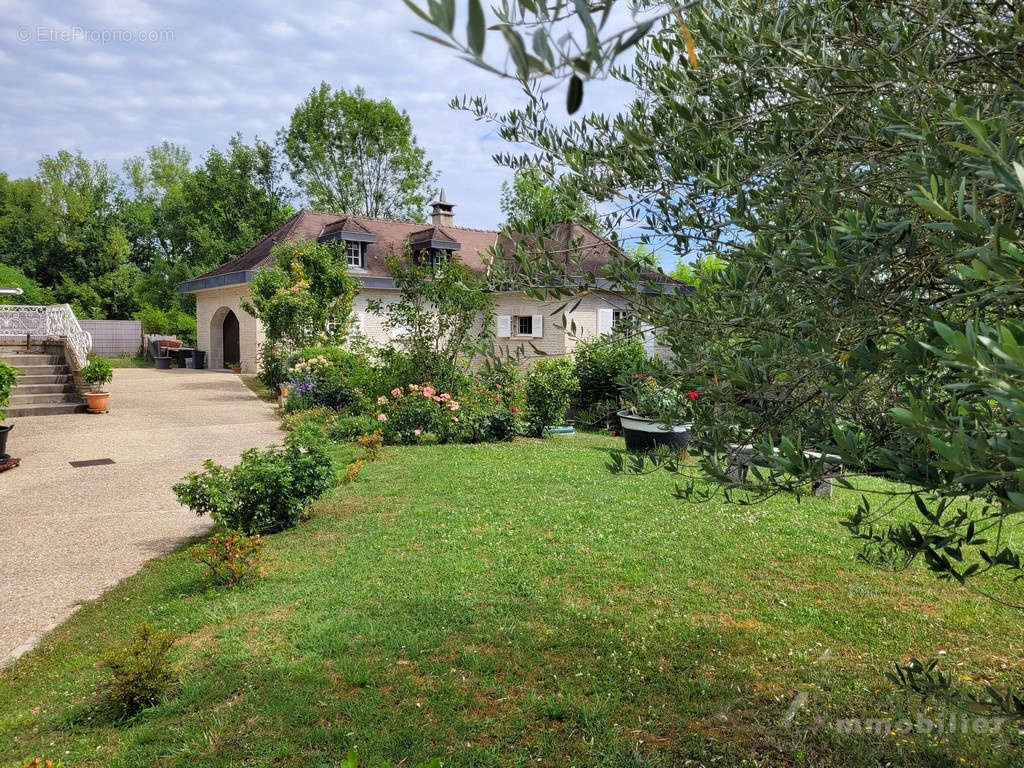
[228,361,242,374]
[617,374,698,452]
[0,361,18,459]
[81,357,114,413]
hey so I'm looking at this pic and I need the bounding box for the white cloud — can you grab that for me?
[0,0,637,230]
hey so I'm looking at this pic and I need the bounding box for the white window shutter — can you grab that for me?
[531,314,543,338]
[497,315,511,338]
[597,308,614,335]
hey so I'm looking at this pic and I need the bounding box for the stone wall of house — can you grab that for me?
[194,284,264,373]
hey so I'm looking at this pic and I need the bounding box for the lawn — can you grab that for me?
[95,355,153,369]
[1,434,1021,767]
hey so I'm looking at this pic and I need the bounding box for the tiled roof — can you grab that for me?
[186,209,683,290]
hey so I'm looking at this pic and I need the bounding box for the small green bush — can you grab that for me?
[173,433,334,534]
[524,358,578,436]
[572,335,649,426]
[329,414,379,441]
[187,530,264,587]
[282,407,337,442]
[101,622,175,717]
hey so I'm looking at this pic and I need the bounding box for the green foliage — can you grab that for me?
[80,357,113,390]
[368,250,492,392]
[135,305,196,345]
[0,264,52,305]
[499,167,600,234]
[412,0,1024,718]
[523,357,578,436]
[0,361,18,421]
[282,347,370,412]
[571,335,649,426]
[329,414,379,442]
[281,407,337,443]
[100,623,175,717]
[186,530,264,588]
[244,240,358,351]
[282,82,435,219]
[172,434,334,535]
[620,374,698,428]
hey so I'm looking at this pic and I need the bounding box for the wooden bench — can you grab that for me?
[724,444,843,497]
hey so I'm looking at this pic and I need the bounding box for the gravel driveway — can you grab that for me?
[0,368,282,665]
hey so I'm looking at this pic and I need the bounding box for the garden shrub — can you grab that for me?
[281,407,336,442]
[572,335,650,426]
[283,348,370,412]
[172,433,334,534]
[355,430,384,460]
[187,530,264,587]
[329,414,379,441]
[258,342,290,390]
[343,459,365,484]
[523,358,578,436]
[101,622,175,717]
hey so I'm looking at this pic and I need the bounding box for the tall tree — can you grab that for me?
[281,83,435,219]
[410,0,1024,718]
[499,167,601,233]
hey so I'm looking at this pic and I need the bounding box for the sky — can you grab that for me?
[0,0,638,233]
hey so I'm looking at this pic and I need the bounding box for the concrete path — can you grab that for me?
[0,368,282,664]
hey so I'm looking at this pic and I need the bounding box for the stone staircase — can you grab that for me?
[1,343,86,417]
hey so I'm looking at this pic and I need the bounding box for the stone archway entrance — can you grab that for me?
[209,306,240,369]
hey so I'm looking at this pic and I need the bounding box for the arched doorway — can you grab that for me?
[209,306,241,369]
[222,310,239,367]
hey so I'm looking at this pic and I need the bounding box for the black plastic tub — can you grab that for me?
[617,410,692,452]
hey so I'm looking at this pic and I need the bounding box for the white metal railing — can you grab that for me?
[0,304,93,370]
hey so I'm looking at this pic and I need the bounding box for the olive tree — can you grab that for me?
[406,0,1024,719]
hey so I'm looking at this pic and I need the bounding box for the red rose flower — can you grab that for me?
[688,391,699,400]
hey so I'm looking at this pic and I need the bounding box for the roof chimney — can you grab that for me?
[430,188,455,227]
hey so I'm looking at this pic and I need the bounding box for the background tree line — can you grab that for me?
[0,83,442,328]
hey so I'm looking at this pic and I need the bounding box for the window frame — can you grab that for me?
[345,240,364,269]
[514,315,534,337]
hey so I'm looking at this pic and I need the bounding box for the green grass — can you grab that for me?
[240,374,279,404]
[96,355,153,369]
[1,434,1021,767]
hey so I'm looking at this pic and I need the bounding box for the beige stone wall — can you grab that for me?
[192,283,668,374]
[194,285,264,373]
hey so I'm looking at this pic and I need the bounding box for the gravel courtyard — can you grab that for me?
[0,368,281,665]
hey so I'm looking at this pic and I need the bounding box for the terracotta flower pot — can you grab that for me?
[231,366,242,374]
[84,391,110,414]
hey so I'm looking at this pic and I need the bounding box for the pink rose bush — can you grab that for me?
[373,379,525,444]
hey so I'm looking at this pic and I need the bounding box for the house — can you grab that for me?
[179,192,682,372]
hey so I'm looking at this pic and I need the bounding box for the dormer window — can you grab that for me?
[409,226,460,271]
[345,240,365,269]
[416,248,451,268]
[317,217,377,270]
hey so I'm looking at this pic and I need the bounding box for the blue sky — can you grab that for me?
[0,0,640,235]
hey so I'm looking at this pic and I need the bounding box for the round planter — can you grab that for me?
[617,409,692,452]
[231,366,242,374]
[0,423,12,460]
[154,356,172,370]
[84,391,110,414]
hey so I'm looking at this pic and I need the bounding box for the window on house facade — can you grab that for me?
[515,315,534,336]
[345,241,364,269]
[612,309,637,332]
